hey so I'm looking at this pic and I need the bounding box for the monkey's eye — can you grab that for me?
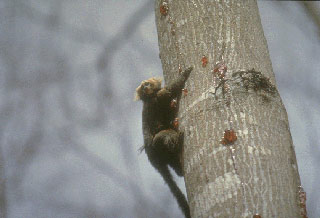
[143,82,152,90]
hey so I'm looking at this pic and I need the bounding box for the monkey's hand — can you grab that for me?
[166,67,193,98]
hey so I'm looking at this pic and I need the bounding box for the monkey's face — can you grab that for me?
[135,77,162,100]
[141,81,154,95]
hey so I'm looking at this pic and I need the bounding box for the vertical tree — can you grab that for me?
[155,0,304,217]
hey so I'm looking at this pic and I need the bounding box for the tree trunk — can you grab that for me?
[155,0,303,217]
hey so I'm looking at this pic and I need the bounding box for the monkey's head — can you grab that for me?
[135,77,162,101]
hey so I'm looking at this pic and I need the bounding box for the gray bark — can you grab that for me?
[155,0,302,217]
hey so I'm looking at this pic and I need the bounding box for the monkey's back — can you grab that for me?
[142,97,174,137]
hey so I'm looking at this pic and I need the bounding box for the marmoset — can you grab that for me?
[135,67,193,218]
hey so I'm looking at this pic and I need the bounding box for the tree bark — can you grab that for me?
[155,0,303,217]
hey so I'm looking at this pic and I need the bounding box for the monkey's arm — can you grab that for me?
[156,67,193,101]
[166,67,193,98]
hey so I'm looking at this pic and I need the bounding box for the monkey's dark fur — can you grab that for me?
[135,67,193,218]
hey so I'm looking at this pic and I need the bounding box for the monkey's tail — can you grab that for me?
[158,166,191,218]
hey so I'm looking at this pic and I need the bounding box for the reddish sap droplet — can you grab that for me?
[298,186,308,217]
[182,88,188,96]
[201,56,208,67]
[173,118,179,129]
[160,3,169,16]
[253,215,261,218]
[213,62,227,77]
[221,129,237,145]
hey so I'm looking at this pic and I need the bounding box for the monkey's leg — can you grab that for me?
[151,130,190,217]
[153,129,184,177]
[152,129,180,154]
